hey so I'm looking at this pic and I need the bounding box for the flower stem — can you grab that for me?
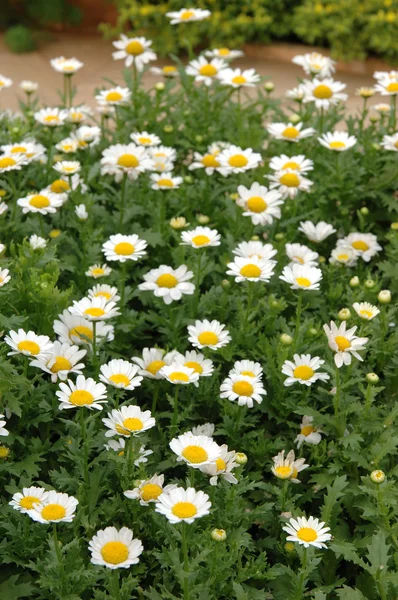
[80,408,89,490]
[181,522,190,600]
[151,384,159,415]
[52,523,65,596]
[295,547,308,599]
[292,292,303,350]
[334,366,345,436]
[170,385,180,437]
[120,261,127,310]
[119,173,128,230]
[126,434,134,484]
[110,569,121,600]
[92,320,98,377]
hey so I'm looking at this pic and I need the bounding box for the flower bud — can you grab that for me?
[378,289,391,304]
[338,308,351,321]
[197,214,210,224]
[221,279,231,290]
[12,127,20,134]
[170,217,188,230]
[365,279,375,289]
[0,445,10,459]
[280,333,293,346]
[49,229,61,239]
[211,528,227,542]
[275,232,285,241]
[289,113,301,125]
[371,143,380,151]
[155,82,165,91]
[235,452,247,465]
[360,206,369,216]
[183,175,193,184]
[318,256,326,263]
[0,190,6,198]
[251,235,260,241]
[369,115,378,123]
[271,300,279,308]
[230,192,239,201]
[163,124,173,133]
[308,327,318,336]
[264,81,275,92]
[195,135,203,143]
[366,372,379,384]
[350,276,360,288]
[391,222,398,231]
[284,541,295,553]
[370,469,385,484]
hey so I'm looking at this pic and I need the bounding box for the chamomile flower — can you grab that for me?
[218,68,260,88]
[54,310,114,346]
[105,439,153,464]
[5,329,53,360]
[102,406,156,437]
[73,125,101,148]
[46,178,70,199]
[0,268,11,287]
[302,78,347,109]
[373,103,391,113]
[102,234,148,263]
[323,321,368,367]
[286,85,305,101]
[20,80,38,93]
[299,220,336,243]
[191,423,215,437]
[149,146,177,172]
[86,264,112,279]
[226,256,275,283]
[285,243,319,267]
[283,516,331,549]
[217,145,262,176]
[329,245,358,267]
[53,161,81,176]
[56,138,79,154]
[87,284,119,304]
[34,107,68,126]
[170,432,221,468]
[269,154,314,174]
[292,52,335,78]
[50,57,83,73]
[155,486,211,524]
[150,172,183,190]
[318,131,357,151]
[0,414,9,437]
[272,449,309,483]
[56,375,107,410]
[282,354,330,387]
[166,8,211,24]
[0,74,13,89]
[295,416,323,448]
[30,342,86,382]
[101,144,153,181]
[0,202,7,215]
[220,373,266,408]
[131,348,175,379]
[131,131,161,147]
[0,153,28,173]
[89,526,143,569]
[69,297,120,321]
[381,132,398,152]
[204,48,244,60]
[236,182,284,225]
[99,359,143,390]
[95,86,131,106]
[150,65,179,78]
[187,319,231,350]
[9,486,48,513]
[125,474,177,506]
[160,364,199,385]
[17,190,63,215]
[337,232,382,262]
[231,359,263,379]
[280,264,322,291]
[181,226,221,248]
[139,265,195,305]
[188,150,221,175]
[266,122,315,142]
[352,302,380,321]
[374,74,398,96]
[233,241,277,261]
[28,491,78,524]
[1,141,45,161]
[170,350,214,379]
[199,444,238,486]
[112,35,157,70]
[75,204,88,220]
[186,57,227,86]
[268,170,313,199]
[67,105,93,124]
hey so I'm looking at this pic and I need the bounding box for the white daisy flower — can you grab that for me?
[285,243,319,267]
[0,153,28,173]
[230,359,263,379]
[373,103,391,113]
[102,234,147,263]
[46,178,71,198]
[53,310,114,346]
[226,256,275,283]
[266,122,315,142]
[318,131,357,151]
[69,297,120,321]
[268,170,313,199]
[302,77,347,109]
[86,264,112,279]
[191,423,215,437]
[160,364,199,385]
[166,8,211,24]
[188,150,221,175]
[170,432,221,468]
[150,65,179,78]
[217,145,262,176]
[199,445,238,486]
[28,491,78,524]
[95,86,131,106]
[149,145,177,172]
[374,74,398,96]
[299,220,336,243]
[187,319,231,350]
[186,56,227,86]
[131,348,175,379]
[99,359,143,390]
[112,35,157,70]
[329,245,358,267]
[131,131,161,147]
[67,105,93,124]
[20,80,38,93]
[101,143,153,182]
[236,182,284,225]
[5,329,53,360]
[30,342,86,382]
[337,232,381,262]
[272,449,309,483]
[34,107,68,126]
[169,350,214,379]
[150,172,183,190]
[381,132,398,152]
[282,354,330,387]
[102,406,156,437]
[9,486,48,513]
[286,85,305,101]
[323,320,368,368]
[75,204,88,220]
[87,284,120,303]
[17,190,63,215]
[295,416,323,449]
[0,202,8,215]
[292,52,335,78]
[56,138,79,154]
[1,141,45,161]
[283,516,332,549]
[50,57,83,73]
[138,265,195,305]
[180,226,221,248]
[53,161,81,175]
[217,67,260,88]
[232,241,277,262]
[56,375,107,411]
[124,474,177,505]
[220,373,266,408]
[204,48,244,60]
[155,486,211,524]
[0,413,9,436]
[0,268,11,287]
[373,69,398,81]
[279,264,322,291]
[104,439,153,464]
[269,154,314,174]
[352,302,380,321]
[73,125,101,148]
[0,74,13,89]
[89,526,143,570]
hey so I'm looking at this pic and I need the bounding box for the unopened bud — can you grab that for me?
[221,279,231,290]
[184,175,193,184]
[251,235,260,241]
[195,135,203,143]
[264,81,275,92]
[155,82,165,91]
[211,528,227,542]
[391,222,398,231]
[197,213,210,224]
[289,113,301,125]
[365,279,375,289]
[378,290,391,304]
[280,333,293,346]
[235,452,247,465]
[366,372,379,384]
[308,327,318,336]
[163,125,173,133]
[370,469,385,484]
[350,276,360,288]
[360,207,369,216]
[338,308,351,321]
[275,233,285,241]
[284,541,295,553]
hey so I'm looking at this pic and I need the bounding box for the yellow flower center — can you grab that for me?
[199,64,218,77]
[329,141,345,149]
[29,194,50,208]
[301,425,314,436]
[282,127,299,139]
[180,10,195,20]
[156,178,174,187]
[11,146,27,153]
[241,370,255,376]
[84,307,106,317]
[91,268,105,276]
[335,335,351,351]
[51,356,72,373]
[51,179,70,193]
[228,154,248,168]
[351,240,369,251]
[114,242,135,255]
[293,365,314,380]
[69,390,94,406]
[192,235,210,247]
[218,48,230,56]
[201,154,220,168]
[247,196,267,212]
[116,417,144,433]
[216,457,226,471]
[106,91,123,102]
[232,76,247,85]
[168,371,190,382]
[156,273,178,288]
[293,256,305,264]
[117,154,139,168]
[20,495,40,509]
[232,381,254,396]
[43,115,59,123]
[172,501,197,518]
[17,340,40,355]
[95,291,112,299]
[146,360,166,375]
[109,373,131,386]
[297,527,317,542]
[337,253,349,261]
[140,483,163,501]
[279,173,300,187]
[70,326,93,341]
[70,112,83,121]
[101,541,129,564]
[0,446,10,458]
[313,84,333,99]
[283,161,300,170]
[198,331,218,345]
[295,277,311,287]
[163,66,177,74]
[138,137,152,144]
[386,82,398,93]
[62,144,74,152]
[41,503,66,521]
[240,264,261,278]
[184,361,203,374]
[359,309,373,318]
[275,465,293,479]
[126,40,144,56]
[182,445,208,463]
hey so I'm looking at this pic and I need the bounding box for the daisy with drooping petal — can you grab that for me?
[186,56,227,86]
[336,232,381,262]
[53,161,81,176]
[204,48,244,60]
[352,302,380,321]
[73,125,101,148]
[138,265,195,305]
[0,414,9,437]
[131,131,161,147]
[381,132,398,152]
[88,284,120,303]
[217,145,262,176]
[9,486,48,513]
[180,226,221,248]
[292,52,335,78]
[30,342,86,382]
[150,172,183,190]
[89,526,143,569]
[236,182,284,225]
[269,154,314,174]
[272,450,309,483]
[5,329,53,360]
[50,57,83,73]
[266,122,315,142]
[318,131,357,151]
[53,310,114,347]
[160,364,199,385]
[226,256,275,283]
[102,406,156,437]
[231,359,263,379]
[99,359,143,390]
[280,264,322,291]
[218,68,260,88]
[86,264,112,279]
[282,354,330,387]
[0,74,13,89]
[131,348,175,379]
[105,439,153,464]
[283,516,331,549]
[0,268,11,287]
[69,297,120,321]
[329,245,358,267]
[188,319,231,350]
[101,144,153,182]
[0,153,28,173]
[299,221,336,243]
[102,234,147,263]
[28,491,78,524]
[323,320,369,368]
[268,170,313,200]
[124,474,177,505]
[166,8,211,24]
[285,243,319,267]
[17,190,64,215]
[302,78,347,109]
[295,416,323,449]
[112,35,157,70]
[233,241,277,262]
[220,373,266,408]
[96,86,131,107]
[169,350,214,379]
[56,375,107,411]
[155,487,211,524]
[34,107,68,126]
[199,445,238,486]
[170,432,221,468]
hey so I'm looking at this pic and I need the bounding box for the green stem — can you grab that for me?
[151,384,159,415]
[280,480,289,511]
[120,261,127,310]
[364,383,373,415]
[52,523,65,596]
[292,292,303,350]
[80,408,89,490]
[192,252,203,317]
[119,173,128,230]
[181,522,190,600]
[110,569,121,600]
[126,434,134,484]
[376,578,388,600]
[319,106,324,133]
[92,320,98,377]
[46,129,54,180]
[170,385,180,437]
[334,366,345,437]
[295,547,308,600]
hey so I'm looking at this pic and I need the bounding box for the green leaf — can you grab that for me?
[0,575,35,600]
[321,476,348,523]
[366,531,391,575]
[336,586,366,600]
